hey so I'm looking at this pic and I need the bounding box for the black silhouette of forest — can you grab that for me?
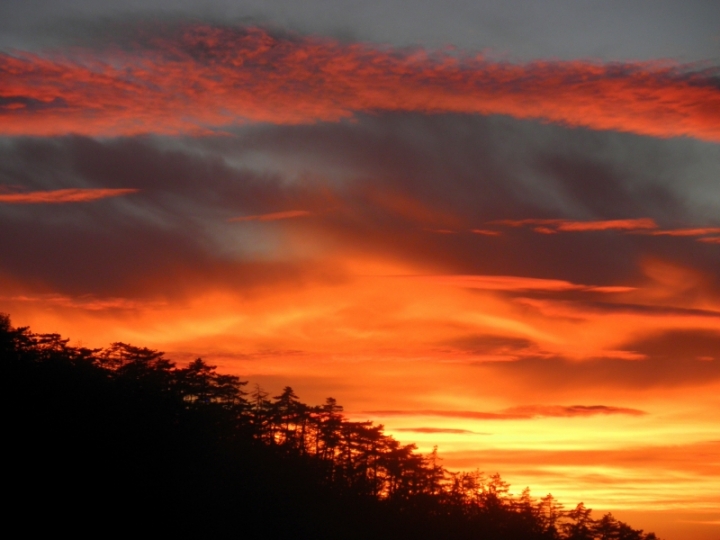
[2,314,659,539]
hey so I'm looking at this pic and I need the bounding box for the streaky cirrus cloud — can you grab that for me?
[648,227,720,237]
[0,187,138,203]
[492,218,720,242]
[503,404,646,417]
[1,293,165,311]
[442,440,720,473]
[1,25,719,140]
[492,218,660,232]
[412,274,636,293]
[228,210,312,222]
[440,440,720,512]
[394,427,481,435]
[364,404,645,420]
[471,229,502,236]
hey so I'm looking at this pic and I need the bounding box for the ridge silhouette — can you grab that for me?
[1,314,659,539]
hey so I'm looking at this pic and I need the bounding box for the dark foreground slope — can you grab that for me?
[1,314,658,539]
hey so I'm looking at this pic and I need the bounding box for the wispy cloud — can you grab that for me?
[503,404,646,417]
[649,227,720,237]
[228,210,311,222]
[1,293,161,311]
[471,229,502,236]
[394,427,482,434]
[1,25,718,140]
[440,440,720,509]
[492,218,659,233]
[0,187,138,204]
[365,404,645,420]
[412,275,635,293]
[492,218,720,243]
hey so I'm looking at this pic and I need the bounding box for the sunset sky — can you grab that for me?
[2,1,719,538]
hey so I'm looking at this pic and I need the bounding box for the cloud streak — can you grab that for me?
[492,218,659,232]
[1,293,162,311]
[228,210,312,222]
[365,404,646,420]
[0,187,138,203]
[649,227,720,237]
[413,275,636,293]
[1,25,719,140]
[492,218,720,242]
[394,427,481,434]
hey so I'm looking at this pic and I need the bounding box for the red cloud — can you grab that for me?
[1,25,719,140]
[492,218,720,243]
[492,218,659,232]
[556,219,659,232]
[649,227,720,237]
[0,188,138,203]
[471,229,501,236]
[228,210,311,222]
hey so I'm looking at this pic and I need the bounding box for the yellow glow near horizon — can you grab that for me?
[5,256,720,540]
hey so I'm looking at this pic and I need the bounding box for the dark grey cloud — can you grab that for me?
[1,113,718,301]
[0,136,339,298]
[212,114,720,284]
[1,0,717,63]
[0,96,69,112]
[214,113,720,222]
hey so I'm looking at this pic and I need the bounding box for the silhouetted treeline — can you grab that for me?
[1,314,659,539]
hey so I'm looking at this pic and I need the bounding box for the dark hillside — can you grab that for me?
[1,314,658,539]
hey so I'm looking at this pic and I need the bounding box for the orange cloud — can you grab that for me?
[1,25,719,140]
[395,427,480,434]
[0,187,138,203]
[1,293,163,311]
[491,218,720,243]
[492,218,659,232]
[228,210,312,222]
[556,219,659,232]
[426,228,457,234]
[504,404,647,417]
[471,229,501,236]
[415,274,636,293]
[438,439,720,513]
[649,227,720,237]
[366,404,645,420]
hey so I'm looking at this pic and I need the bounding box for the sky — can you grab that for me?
[1,1,719,538]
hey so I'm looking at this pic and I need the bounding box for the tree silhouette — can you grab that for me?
[564,503,595,540]
[0,313,662,540]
